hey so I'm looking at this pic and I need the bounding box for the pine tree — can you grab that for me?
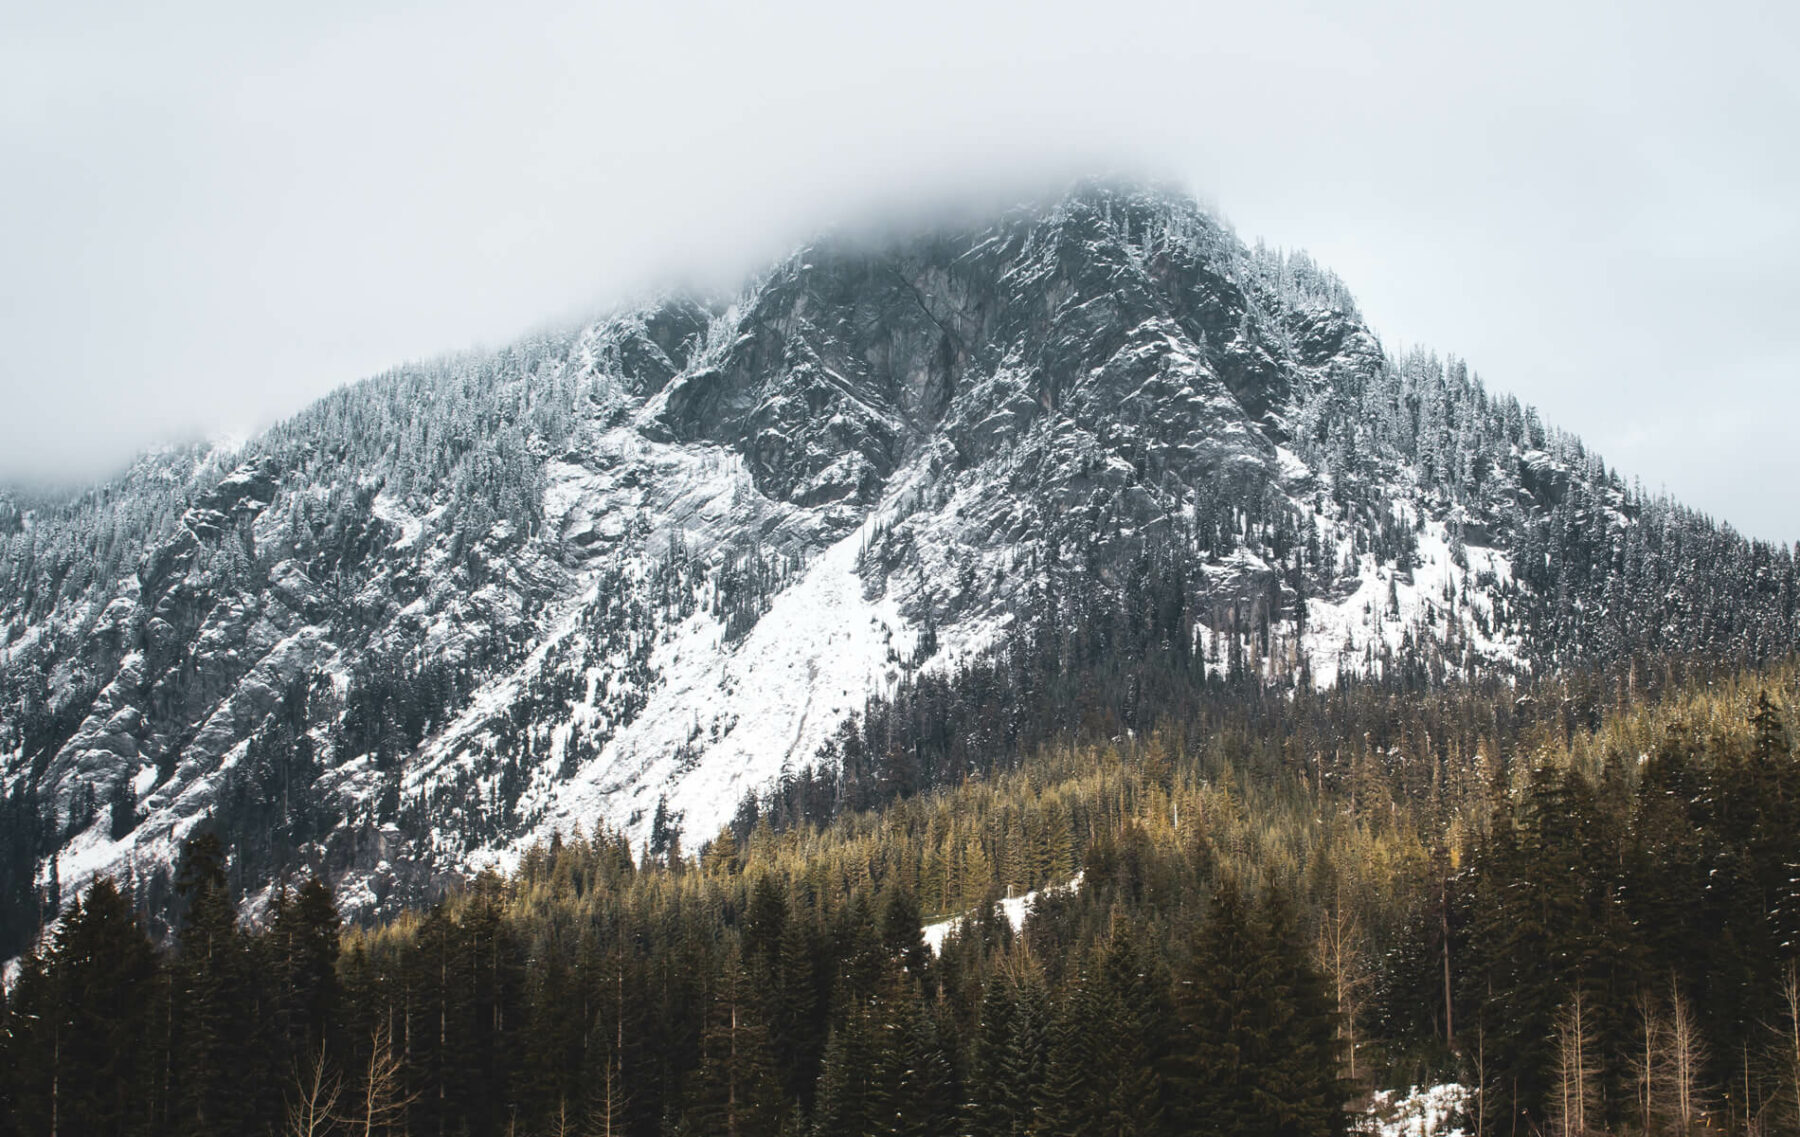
[1036,965,1103,1137]
[1257,886,1345,1137]
[967,973,1016,1136]
[173,833,251,1137]
[813,996,879,1136]
[269,875,341,1059]
[583,947,632,1137]
[772,903,825,1107]
[743,874,788,983]
[1094,922,1170,1137]
[1168,875,1343,1137]
[879,883,931,984]
[684,958,783,1137]
[814,961,952,1137]
[4,878,157,1137]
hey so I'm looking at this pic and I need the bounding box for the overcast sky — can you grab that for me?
[3,0,1796,537]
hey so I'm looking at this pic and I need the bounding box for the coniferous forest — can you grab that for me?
[9,657,1800,1137]
[5,185,1800,1137]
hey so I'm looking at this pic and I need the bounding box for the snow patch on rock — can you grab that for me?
[526,509,922,855]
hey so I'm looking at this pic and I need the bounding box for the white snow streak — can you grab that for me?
[921,873,1085,954]
[1359,1084,1473,1137]
[531,511,917,852]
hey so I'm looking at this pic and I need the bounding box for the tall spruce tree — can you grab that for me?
[1168,874,1343,1137]
[684,957,784,1137]
[172,833,251,1137]
[3,879,156,1137]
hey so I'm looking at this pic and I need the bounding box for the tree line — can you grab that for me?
[0,827,1339,1137]
[13,662,1800,1136]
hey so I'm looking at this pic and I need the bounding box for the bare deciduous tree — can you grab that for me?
[347,1020,416,1137]
[1776,962,1800,1136]
[544,1097,579,1137]
[1628,990,1669,1137]
[1551,990,1601,1137]
[1314,880,1370,1085]
[1662,981,1710,1137]
[591,954,630,1137]
[286,1040,342,1137]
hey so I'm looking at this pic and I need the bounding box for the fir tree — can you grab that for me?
[684,958,783,1137]
[173,833,251,1137]
[4,879,156,1137]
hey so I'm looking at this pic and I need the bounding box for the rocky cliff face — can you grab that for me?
[3,181,1794,949]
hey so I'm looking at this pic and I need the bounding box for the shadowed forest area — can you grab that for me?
[10,658,1800,1137]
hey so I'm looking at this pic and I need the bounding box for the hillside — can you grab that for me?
[8,660,1800,1137]
[3,181,1796,955]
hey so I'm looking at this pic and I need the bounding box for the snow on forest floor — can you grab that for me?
[921,873,1085,954]
[1300,514,1519,689]
[1356,1084,1472,1137]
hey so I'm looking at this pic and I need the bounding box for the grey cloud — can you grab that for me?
[2,0,1796,537]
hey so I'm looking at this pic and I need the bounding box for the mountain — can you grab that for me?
[2,180,1795,952]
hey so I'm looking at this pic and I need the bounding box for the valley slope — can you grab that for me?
[2,181,1792,948]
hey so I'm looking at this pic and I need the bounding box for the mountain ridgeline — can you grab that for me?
[1,181,1796,955]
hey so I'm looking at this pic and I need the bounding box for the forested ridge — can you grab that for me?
[9,657,1800,1137]
[8,183,1800,972]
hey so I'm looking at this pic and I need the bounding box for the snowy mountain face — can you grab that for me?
[3,182,1796,949]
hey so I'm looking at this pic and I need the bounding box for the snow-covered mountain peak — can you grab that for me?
[4,180,1794,947]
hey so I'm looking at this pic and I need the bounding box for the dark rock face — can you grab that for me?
[3,180,1795,951]
[616,298,711,397]
[661,194,1296,531]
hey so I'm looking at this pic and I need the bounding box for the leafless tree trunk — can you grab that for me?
[594,1054,626,1137]
[286,1039,342,1137]
[728,999,741,1137]
[1740,1041,1764,1137]
[1628,990,1668,1137]
[1474,1020,1490,1137]
[349,1020,416,1137]
[544,1098,578,1137]
[1315,880,1369,1085]
[1441,869,1455,1049]
[1662,981,1710,1137]
[50,1024,60,1137]
[1551,990,1601,1137]
[1772,962,1800,1137]
[591,956,629,1137]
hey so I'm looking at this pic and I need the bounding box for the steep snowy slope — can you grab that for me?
[3,181,1795,946]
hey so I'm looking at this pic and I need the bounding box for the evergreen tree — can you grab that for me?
[967,974,1020,1137]
[1169,875,1343,1137]
[268,876,341,1059]
[1036,965,1104,1137]
[1094,921,1171,1137]
[3,879,156,1137]
[772,895,827,1108]
[172,833,252,1137]
[684,958,783,1137]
